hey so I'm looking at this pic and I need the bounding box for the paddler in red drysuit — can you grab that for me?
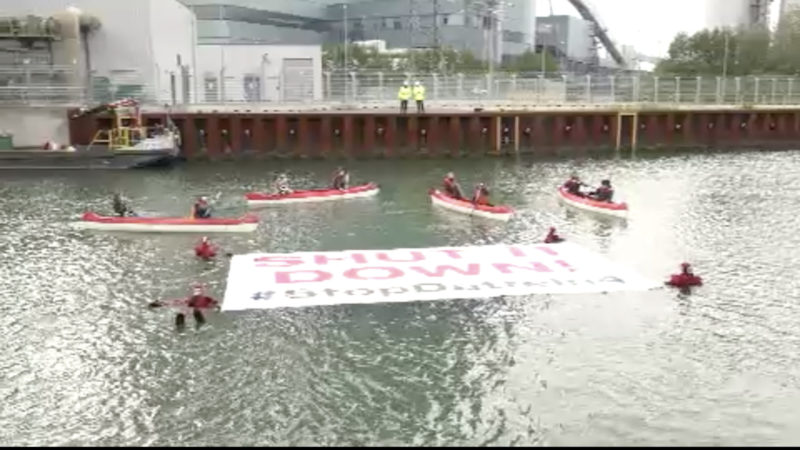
[471,183,492,206]
[194,236,217,260]
[331,167,350,191]
[273,174,293,196]
[191,196,212,219]
[443,172,464,199]
[666,263,703,288]
[544,227,564,243]
[563,174,585,196]
[588,179,614,203]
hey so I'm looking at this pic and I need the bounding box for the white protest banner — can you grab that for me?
[221,242,660,311]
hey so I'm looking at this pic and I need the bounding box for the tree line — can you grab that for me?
[656,9,800,76]
[322,44,559,75]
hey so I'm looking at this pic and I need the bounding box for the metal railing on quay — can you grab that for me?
[5,65,800,109]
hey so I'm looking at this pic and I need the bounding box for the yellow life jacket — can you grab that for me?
[413,85,426,101]
[398,86,411,100]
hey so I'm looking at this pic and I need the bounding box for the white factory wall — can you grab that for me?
[195,44,322,103]
[148,0,196,104]
[565,16,593,62]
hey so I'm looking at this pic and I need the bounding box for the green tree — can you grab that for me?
[656,24,777,76]
[322,44,492,74]
[769,9,800,74]
[322,43,396,72]
[501,50,559,74]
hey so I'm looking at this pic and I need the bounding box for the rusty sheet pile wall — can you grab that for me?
[69,109,800,158]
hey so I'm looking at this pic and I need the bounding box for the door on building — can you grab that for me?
[244,75,261,102]
[204,76,219,103]
[281,58,314,102]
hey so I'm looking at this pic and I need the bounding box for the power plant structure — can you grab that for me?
[705,0,773,29]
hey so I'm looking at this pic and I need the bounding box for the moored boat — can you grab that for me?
[245,182,380,206]
[72,212,259,233]
[1,98,180,171]
[429,189,514,221]
[557,186,628,219]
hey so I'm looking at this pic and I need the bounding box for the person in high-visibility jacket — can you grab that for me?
[413,80,426,113]
[397,82,411,113]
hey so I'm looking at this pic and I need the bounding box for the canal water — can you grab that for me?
[1,151,800,446]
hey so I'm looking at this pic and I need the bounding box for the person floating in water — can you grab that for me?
[666,262,703,288]
[111,193,136,217]
[544,227,564,243]
[331,167,349,191]
[588,179,614,203]
[195,236,217,260]
[442,172,464,199]
[191,196,212,219]
[148,284,219,330]
[471,183,492,206]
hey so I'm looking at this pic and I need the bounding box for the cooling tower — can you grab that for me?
[705,0,771,29]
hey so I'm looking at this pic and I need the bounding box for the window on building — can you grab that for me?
[482,16,491,29]
[442,14,449,25]
[394,19,402,30]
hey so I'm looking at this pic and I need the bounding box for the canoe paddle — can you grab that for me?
[148,299,185,309]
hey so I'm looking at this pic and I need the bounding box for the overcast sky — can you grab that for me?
[537,0,783,57]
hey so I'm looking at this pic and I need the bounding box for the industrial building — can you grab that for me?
[705,0,772,29]
[195,44,322,103]
[536,15,595,72]
[0,0,325,105]
[180,0,537,62]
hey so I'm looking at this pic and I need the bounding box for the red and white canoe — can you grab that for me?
[72,212,259,233]
[429,189,514,221]
[245,182,380,206]
[557,186,628,219]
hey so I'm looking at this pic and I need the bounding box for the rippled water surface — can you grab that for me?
[2,152,800,446]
